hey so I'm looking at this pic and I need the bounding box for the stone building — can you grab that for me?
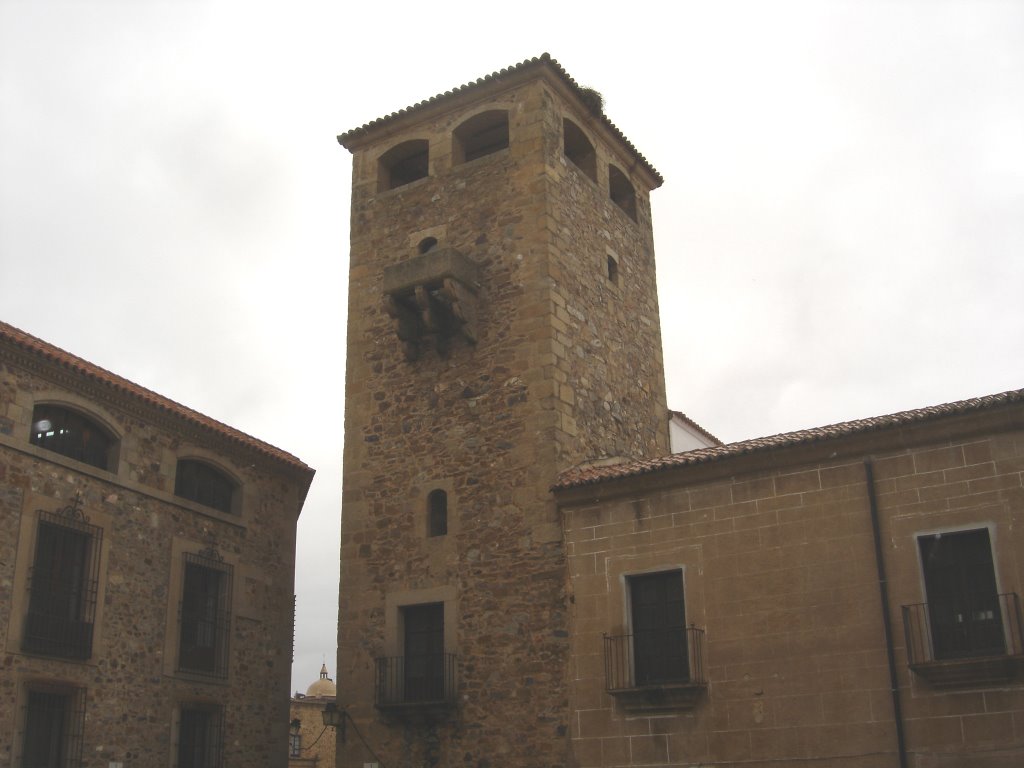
[0,320,314,768]
[555,391,1024,768]
[333,54,1023,767]
[335,53,668,768]
[289,665,338,767]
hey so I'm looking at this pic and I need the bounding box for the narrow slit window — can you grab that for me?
[606,254,619,285]
[427,490,447,537]
[609,165,637,221]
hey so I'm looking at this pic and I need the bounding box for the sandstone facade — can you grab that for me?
[0,321,313,768]
[333,54,1023,768]
[335,55,669,768]
[555,392,1024,767]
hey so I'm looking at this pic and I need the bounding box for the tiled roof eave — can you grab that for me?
[555,388,1024,491]
[0,321,313,478]
[337,53,663,188]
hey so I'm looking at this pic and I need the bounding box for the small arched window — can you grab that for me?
[30,404,116,471]
[427,490,447,537]
[563,118,596,182]
[175,459,237,514]
[608,165,637,222]
[452,110,509,165]
[378,139,429,192]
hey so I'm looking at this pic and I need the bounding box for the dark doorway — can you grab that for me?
[403,603,444,701]
[919,528,1004,660]
[630,571,688,685]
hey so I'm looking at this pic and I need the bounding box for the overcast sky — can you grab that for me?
[2,0,1022,694]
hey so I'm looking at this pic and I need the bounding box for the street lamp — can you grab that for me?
[321,702,346,743]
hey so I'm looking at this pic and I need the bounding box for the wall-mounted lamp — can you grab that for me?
[321,702,346,743]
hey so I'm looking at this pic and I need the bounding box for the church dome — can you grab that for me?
[305,664,336,699]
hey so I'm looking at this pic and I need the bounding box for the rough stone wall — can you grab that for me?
[338,75,668,768]
[0,356,305,768]
[541,86,668,465]
[559,418,1024,767]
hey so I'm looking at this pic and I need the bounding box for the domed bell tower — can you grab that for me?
[336,54,669,767]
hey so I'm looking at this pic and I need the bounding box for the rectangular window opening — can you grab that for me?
[23,512,102,660]
[606,254,619,285]
[178,705,224,768]
[178,554,232,678]
[629,570,688,686]
[402,603,445,702]
[21,686,86,768]
[919,528,1005,660]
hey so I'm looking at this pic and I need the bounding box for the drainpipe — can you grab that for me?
[864,460,908,768]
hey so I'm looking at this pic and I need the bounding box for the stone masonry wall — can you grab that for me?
[560,419,1024,768]
[0,355,305,768]
[340,77,571,768]
[541,85,669,465]
[338,73,668,768]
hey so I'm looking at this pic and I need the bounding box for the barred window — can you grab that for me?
[23,510,102,660]
[175,460,237,514]
[178,553,232,678]
[178,705,224,768]
[20,686,86,768]
[30,404,115,471]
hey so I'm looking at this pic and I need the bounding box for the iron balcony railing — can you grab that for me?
[902,592,1023,665]
[604,627,706,691]
[375,653,457,707]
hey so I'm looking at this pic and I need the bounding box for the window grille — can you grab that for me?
[23,509,102,660]
[30,404,114,470]
[178,552,232,678]
[19,686,86,768]
[178,705,224,768]
[175,460,235,514]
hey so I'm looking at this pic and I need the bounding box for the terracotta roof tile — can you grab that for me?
[1,320,312,475]
[556,388,1024,490]
[337,53,663,187]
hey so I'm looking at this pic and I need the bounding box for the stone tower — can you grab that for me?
[336,54,669,767]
